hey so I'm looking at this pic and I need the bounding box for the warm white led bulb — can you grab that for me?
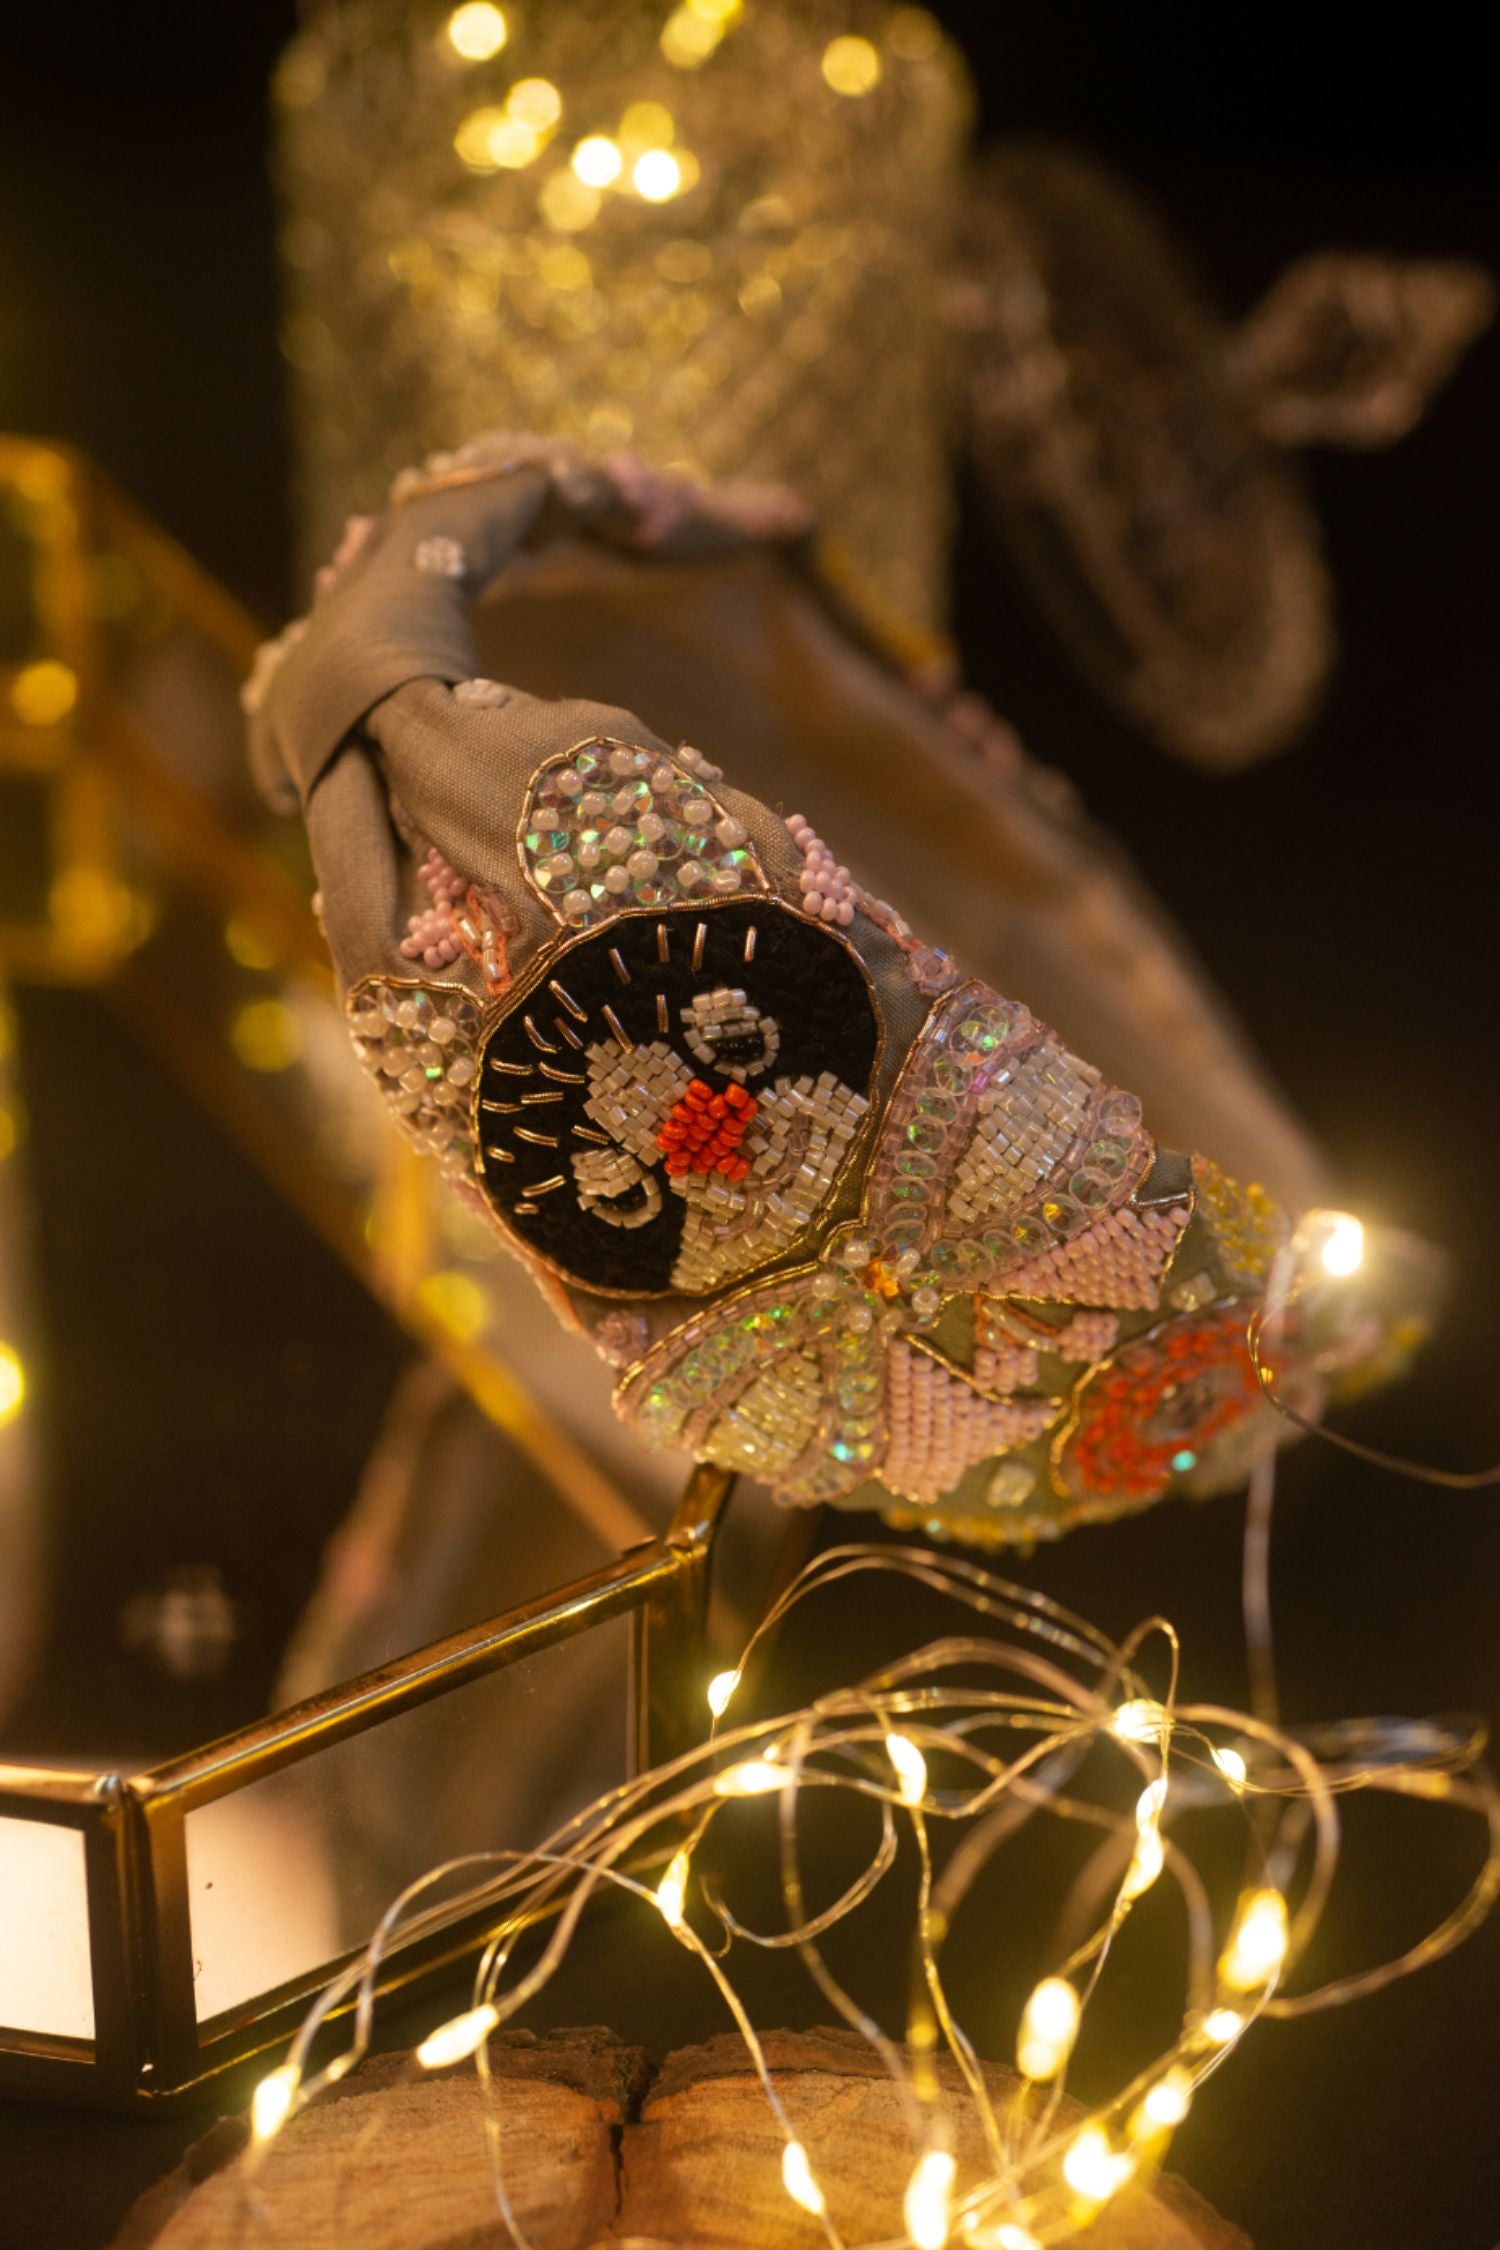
[706,1668,740,1717]
[904,2147,956,2249]
[656,1847,691,1932]
[1061,2124,1134,2205]
[713,1757,789,1797]
[885,1730,928,1806]
[1319,1211,1365,1279]
[1219,1887,1289,1993]
[781,2138,825,2215]
[250,2062,299,2144]
[1016,1975,1080,2082]
[1211,1745,1248,1791]
[1140,2068,1194,2127]
[416,2003,500,2069]
[1122,1823,1165,1901]
[1111,1697,1169,1745]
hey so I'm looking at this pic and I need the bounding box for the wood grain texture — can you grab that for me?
[112,2026,1249,2249]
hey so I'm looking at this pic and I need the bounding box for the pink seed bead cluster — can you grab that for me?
[883,1341,1058,1507]
[399,847,467,970]
[1004,1204,1189,1313]
[785,814,856,926]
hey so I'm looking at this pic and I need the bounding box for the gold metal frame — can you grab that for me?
[0,436,748,2107]
[0,1460,733,2110]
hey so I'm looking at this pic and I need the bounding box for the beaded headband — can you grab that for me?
[248,435,1423,1548]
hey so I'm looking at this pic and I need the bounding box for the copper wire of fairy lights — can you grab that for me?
[246,1505,1500,2248]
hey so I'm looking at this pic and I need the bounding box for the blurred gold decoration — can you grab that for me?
[0,441,747,2107]
[274,0,972,630]
[0,435,652,1556]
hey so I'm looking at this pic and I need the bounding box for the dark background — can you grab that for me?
[2,5,1498,2247]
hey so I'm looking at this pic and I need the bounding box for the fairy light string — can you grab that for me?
[241,1534,1499,2250]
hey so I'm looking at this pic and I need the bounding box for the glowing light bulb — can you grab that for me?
[781,2138,825,2215]
[1140,2068,1194,2128]
[416,2003,500,2069]
[251,2062,299,2144]
[633,149,685,202]
[1219,1887,1289,1993]
[1212,1745,1248,1791]
[706,1668,740,1717]
[1320,1212,1365,1279]
[713,1758,789,1797]
[904,2147,956,2249]
[1136,1776,1168,1825]
[1123,1823,1164,1901]
[446,3,507,60]
[656,1848,691,1931]
[1017,1975,1080,2082]
[1111,1697,1169,1745]
[822,33,882,94]
[1061,2125,1134,2205]
[885,1730,928,1806]
[0,1343,25,1427]
[1201,2006,1245,2046]
[571,134,623,187]
[994,2229,1041,2250]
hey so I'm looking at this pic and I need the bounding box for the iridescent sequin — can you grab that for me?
[520,741,766,927]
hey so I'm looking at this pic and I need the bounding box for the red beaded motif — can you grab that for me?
[657,1080,759,1179]
[1061,1310,1262,1503]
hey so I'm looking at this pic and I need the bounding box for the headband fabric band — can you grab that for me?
[248,435,1413,1547]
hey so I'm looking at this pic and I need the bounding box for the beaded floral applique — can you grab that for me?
[472,896,878,1299]
[345,978,486,1189]
[612,963,1388,1547]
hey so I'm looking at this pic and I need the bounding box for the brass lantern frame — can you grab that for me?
[0,1459,734,2110]
[0,435,746,2108]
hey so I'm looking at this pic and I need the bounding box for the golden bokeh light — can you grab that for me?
[445,3,507,62]
[507,76,562,131]
[9,659,78,728]
[888,7,942,61]
[230,997,304,1073]
[821,34,882,96]
[620,99,676,152]
[416,1269,490,1343]
[224,914,279,972]
[539,169,601,231]
[633,148,685,203]
[570,133,623,187]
